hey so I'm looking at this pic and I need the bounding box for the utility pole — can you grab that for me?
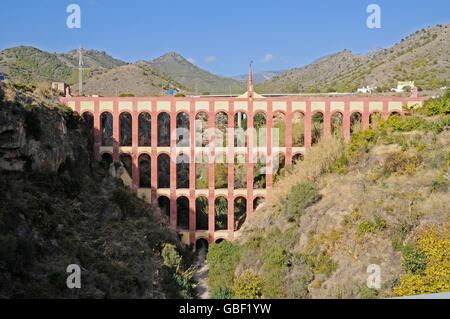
[78,45,83,96]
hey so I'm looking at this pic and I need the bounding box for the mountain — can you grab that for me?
[256,24,450,93]
[362,46,384,57]
[0,46,126,85]
[231,70,286,85]
[141,52,245,94]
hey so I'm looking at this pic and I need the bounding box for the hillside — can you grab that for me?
[256,24,450,93]
[206,92,450,299]
[142,52,245,95]
[231,70,285,85]
[0,46,126,85]
[0,82,196,298]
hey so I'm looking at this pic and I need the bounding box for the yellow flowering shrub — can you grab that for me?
[232,272,264,299]
[394,224,450,296]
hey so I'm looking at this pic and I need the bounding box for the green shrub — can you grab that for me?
[210,286,232,299]
[162,243,182,270]
[360,285,379,299]
[357,219,377,235]
[283,182,321,222]
[232,272,264,299]
[420,89,450,116]
[402,243,427,275]
[207,241,240,291]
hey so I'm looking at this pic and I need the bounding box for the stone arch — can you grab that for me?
[157,112,170,146]
[214,196,228,231]
[215,238,226,244]
[138,112,151,146]
[215,152,228,189]
[101,152,113,167]
[195,196,209,230]
[195,112,209,147]
[273,111,286,147]
[311,111,324,145]
[119,112,132,146]
[157,153,170,188]
[253,112,267,147]
[176,153,190,189]
[234,197,247,231]
[292,153,304,165]
[350,111,362,134]
[234,153,247,189]
[253,153,266,189]
[234,111,247,147]
[215,112,228,147]
[331,111,343,136]
[82,111,94,148]
[176,112,190,147]
[119,153,132,177]
[195,238,209,251]
[195,152,209,189]
[138,154,151,187]
[100,112,113,146]
[176,196,189,230]
[369,112,383,129]
[292,111,305,147]
[273,152,286,183]
[158,196,170,218]
[253,197,265,210]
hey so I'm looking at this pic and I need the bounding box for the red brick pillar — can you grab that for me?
[343,99,350,143]
[304,101,312,151]
[362,100,370,130]
[170,101,177,229]
[189,102,196,244]
[131,101,139,192]
[382,100,389,120]
[324,100,331,137]
[247,101,254,217]
[208,104,215,243]
[112,100,119,161]
[266,102,273,189]
[93,100,101,161]
[227,104,235,238]
[75,100,80,114]
[150,102,158,206]
[285,101,293,165]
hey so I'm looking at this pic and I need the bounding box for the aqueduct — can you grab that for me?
[60,68,427,245]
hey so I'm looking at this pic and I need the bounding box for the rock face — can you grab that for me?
[0,83,91,173]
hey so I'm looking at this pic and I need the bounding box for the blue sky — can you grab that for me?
[0,0,448,76]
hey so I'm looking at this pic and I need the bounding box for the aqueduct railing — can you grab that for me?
[60,95,427,245]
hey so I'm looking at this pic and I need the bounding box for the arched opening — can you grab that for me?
[311,112,324,145]
[234,112,247,147]
[350,112,362,134]
[157,112,170,146]
[195,196,209,230]
[157,153,170,188]
[82,112,94,148]
[195,238,209,252]
[253,112,267,147]
[119,112,132,146]
[176,112,190,147]
[292,112,305,147]
[214,197,228,231]
[273,112,286,147]
[370,112,383,129]
[253,153,266,189]
[389,111,401,119]
[176,196,189,230]
[176,153,190,189]
[138,112,151,146]
[293,153,304,165]
[273,153,286,183]
[215,112,228,147]
[101,152,113,168]
[195,153,209,189]
[253,197,264,210]
[234,153,247,189]
[234,197,247,231]
[138,154,151,188]
[331,112,343,136]
[119,153,132,177]
[215,238,225,244]
[195,112,209,147]
[100,112,113,146]
[158,196,170,218]
[215,153,228,189]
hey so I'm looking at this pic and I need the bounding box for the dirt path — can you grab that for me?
[193,248,209,299]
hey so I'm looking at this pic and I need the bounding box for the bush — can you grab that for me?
[210,286,232,299]
[383,152,420,176]
[357,219,377,235]
[283,182,321,222]
[232,272,264,299]
[207,241,240,292]
[162,243,182,270]
[401,243,427,275]
[420,89,450,116]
